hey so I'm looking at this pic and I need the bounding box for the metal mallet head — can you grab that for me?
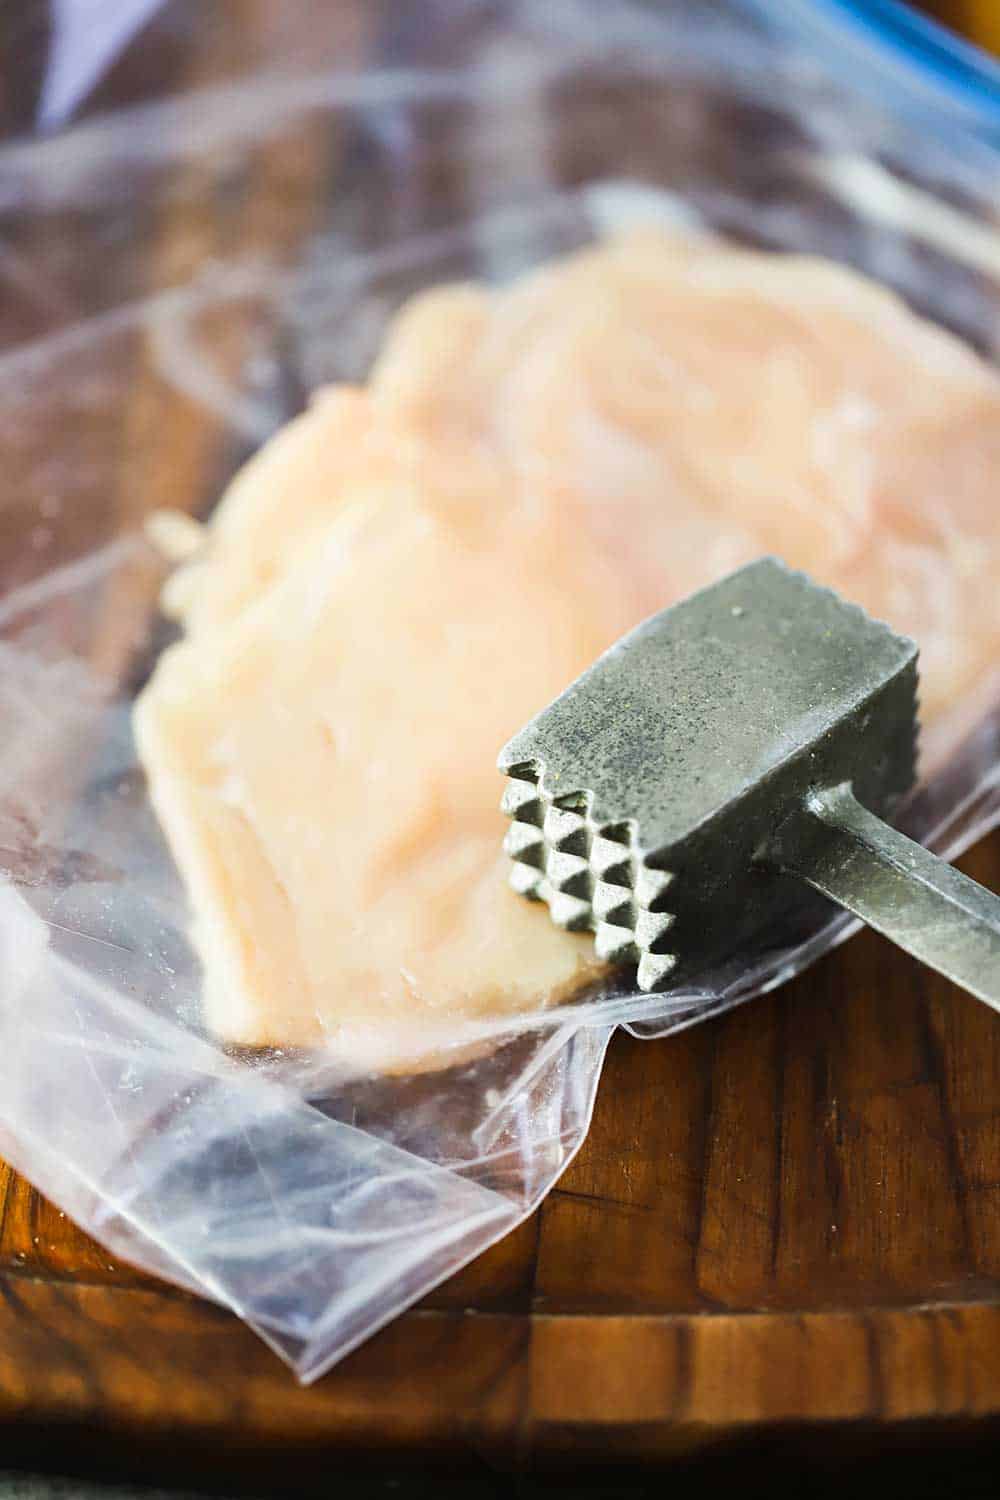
[499,557,1000,1008]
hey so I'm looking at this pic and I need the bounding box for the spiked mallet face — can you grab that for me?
[499,558,1000,1008]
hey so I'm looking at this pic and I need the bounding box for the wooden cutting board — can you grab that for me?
[5,846,1000,1485]
[1,0,999,1487]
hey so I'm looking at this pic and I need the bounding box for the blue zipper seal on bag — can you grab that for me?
[765,0,1000,139]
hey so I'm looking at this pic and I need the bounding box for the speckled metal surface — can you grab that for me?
[499,557,920,988]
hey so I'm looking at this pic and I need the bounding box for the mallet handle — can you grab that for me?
[768,782,1000,1009]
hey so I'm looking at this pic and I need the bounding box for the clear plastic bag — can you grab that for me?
[1,0,999,1382]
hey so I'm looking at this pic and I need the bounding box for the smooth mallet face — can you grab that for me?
[498,557,918,990]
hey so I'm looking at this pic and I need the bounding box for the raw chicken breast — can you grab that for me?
[134,229,1000,1067]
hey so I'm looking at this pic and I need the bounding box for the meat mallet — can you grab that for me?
[498,557,1000,1004]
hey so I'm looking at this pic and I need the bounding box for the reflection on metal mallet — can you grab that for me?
[499,557,1000,1007]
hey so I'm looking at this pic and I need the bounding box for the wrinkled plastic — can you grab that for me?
[1,0,1000,1383]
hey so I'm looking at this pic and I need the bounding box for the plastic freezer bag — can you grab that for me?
[1,0,1000,1381]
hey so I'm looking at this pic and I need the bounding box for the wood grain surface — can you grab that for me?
[1,0,999,1488]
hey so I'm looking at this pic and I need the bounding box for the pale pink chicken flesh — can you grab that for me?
[134,229,1000,1069]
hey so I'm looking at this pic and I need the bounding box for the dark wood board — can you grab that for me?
[1,0,999,1487]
